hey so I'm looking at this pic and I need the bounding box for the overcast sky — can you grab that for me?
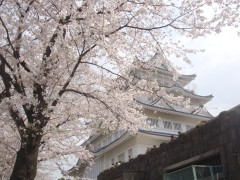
[178,27,240,116]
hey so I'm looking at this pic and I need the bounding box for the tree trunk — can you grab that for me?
[10,135,42,180]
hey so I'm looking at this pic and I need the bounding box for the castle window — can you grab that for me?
[163,121,173,129]
[128,149,133,159]
[111,158,115,165]
[147,118,160,127]
[173,122,182,131]
[118,153,125,162]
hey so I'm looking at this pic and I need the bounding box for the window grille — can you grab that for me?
[147,118,160,127]
[111,158,115,165]
[173,122,182,131]
[164,165,224,180]
[118,153,125,162]
[128,149,133,159]
[163,121,173,129]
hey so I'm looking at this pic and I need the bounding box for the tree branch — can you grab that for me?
[0,17,15,52]
[62,89,124,120]
[51,44,96,107]
[80,61,127,80]
[9,106,26,138]
[0,59,12,100]
[0,59,25,94]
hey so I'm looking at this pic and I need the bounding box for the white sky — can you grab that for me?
[178,27,240,116]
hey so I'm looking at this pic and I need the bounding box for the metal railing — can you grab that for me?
[164,165,224,180]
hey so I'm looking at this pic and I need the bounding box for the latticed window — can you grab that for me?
[118,153,125,162]
[163,121,173,129]
[128,148,133,159]
[173,122,182,131]
[111,158,115,165]
[147,118,160,127]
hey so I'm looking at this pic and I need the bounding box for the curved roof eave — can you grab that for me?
[90,131,129,156]
[90,130,180,155]
[137,100,213,120]
[138,129,177,139]
[155,67,196,80]
[165,86,213,102]
[81,134,101,146]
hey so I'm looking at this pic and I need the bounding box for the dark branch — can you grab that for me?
[56,117,70,128]
[0,0,4,6]
[51,44,96,107]
[0,59,12,99]
[105,16,134,37]
[63,89,113,110]
[0,53,14,71]
[0,17,15,52]
[80,61,127,81]
[62,89,127,126]
[0,54,25,96]
[9,107,26,138]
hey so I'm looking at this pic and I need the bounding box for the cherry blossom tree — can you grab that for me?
[0,0,239,179]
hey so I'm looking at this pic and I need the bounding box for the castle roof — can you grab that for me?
[88,130,177,155]
[155,66,196,82]
[90,131,129,155]
[165,86,213,104]
[136,97,213,120]
[133,67,196,87]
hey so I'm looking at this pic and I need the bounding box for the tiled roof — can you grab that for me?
[136,97,213,119]
[138,129,178,138]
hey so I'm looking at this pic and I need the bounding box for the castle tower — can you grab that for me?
[69,63,213,180]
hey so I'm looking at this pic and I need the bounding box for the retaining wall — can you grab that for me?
[98,105,240,180]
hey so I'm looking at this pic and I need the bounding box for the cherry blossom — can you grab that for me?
[0,0,239,179]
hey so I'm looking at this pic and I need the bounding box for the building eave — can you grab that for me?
[68,162,87,177]
[90,130,179,156]
[155,67,196,82]
[81,133,101,146]
[165,86,213,104]
[137,129,177,141]
[137,100,213,120]
[90,131,129,156]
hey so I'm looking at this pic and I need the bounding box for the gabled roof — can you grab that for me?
[86,130,179,155]
[155,66,197,81]
[165,86,213,104]
[90,131,129,156]
[90,131,128,154]
[150,53,197,83]
[133,67,196,87]
[138,129,178,138]
[81,95,213,150]
[136,97,213,120]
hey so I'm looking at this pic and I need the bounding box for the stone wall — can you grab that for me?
[98,105,240,180]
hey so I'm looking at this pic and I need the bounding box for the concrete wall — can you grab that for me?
[98,105,240,180]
